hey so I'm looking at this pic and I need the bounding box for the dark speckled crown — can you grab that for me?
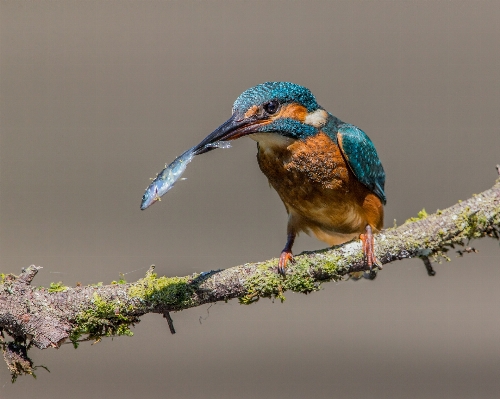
[233,82,318,114]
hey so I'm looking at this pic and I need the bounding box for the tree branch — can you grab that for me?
[1,175,499,381]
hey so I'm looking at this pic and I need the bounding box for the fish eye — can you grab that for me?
[263,100,279,115]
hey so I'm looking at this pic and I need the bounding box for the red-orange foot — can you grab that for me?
[278,250,294,276]
[360,225,382,273]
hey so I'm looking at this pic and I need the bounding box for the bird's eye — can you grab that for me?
[263,100,279,115]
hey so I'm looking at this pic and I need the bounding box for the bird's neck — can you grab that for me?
[321,112,343,143]
[249,112,344,151]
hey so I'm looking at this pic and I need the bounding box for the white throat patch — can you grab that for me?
[249,133,295,149]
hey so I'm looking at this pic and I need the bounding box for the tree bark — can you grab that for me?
[1,176,499,381]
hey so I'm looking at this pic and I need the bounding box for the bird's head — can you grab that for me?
[192,82,328,154]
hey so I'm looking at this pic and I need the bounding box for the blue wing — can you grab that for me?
[337,124,386,204]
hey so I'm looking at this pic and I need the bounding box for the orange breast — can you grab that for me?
[257,132,384,245]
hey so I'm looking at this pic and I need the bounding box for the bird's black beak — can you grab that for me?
[192,113,263,155]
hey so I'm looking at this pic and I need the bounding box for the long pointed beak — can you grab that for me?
[192,113,262,155]
[140,113,266,210]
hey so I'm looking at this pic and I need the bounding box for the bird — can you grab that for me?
[153,82,386,275]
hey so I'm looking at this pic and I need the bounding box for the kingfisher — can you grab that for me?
[145,82,386,275]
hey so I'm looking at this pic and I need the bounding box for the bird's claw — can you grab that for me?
[278,251,294,276]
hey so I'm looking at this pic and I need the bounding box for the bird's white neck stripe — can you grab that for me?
[304,109,328,128]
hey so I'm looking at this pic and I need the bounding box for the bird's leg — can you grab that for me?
[360,224,382,273]
[278,231,296,276]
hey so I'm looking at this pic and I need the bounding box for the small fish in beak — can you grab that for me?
[140,140,231,210]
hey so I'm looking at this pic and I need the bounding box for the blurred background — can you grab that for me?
[1,1,499,398]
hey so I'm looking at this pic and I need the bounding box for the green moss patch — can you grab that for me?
[69,293,138,348]
[111,273,127,285]
[454,206,489,240]
[240,255,344,305]
[405,208,428,224]
[48,282,69,293]
[128,272,195,309]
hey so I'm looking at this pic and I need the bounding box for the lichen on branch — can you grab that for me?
[0,178,499,381]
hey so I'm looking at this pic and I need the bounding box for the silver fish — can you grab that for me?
[140,141,231,210]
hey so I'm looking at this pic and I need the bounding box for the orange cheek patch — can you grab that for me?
[244,103,308,122]
[273,103,308,122]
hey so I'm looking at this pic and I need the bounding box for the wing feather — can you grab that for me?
[337,124,386,204]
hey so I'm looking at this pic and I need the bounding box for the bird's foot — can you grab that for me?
[278,250,294,276]
[360,225,382,275]
[277,231,296,276]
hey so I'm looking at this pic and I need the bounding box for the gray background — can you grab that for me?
[1,1,500,398]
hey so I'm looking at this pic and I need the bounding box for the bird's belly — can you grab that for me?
[256,133,383,244]
[273,169,366,238]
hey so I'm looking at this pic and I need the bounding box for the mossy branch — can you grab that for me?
[1,176,499,381]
